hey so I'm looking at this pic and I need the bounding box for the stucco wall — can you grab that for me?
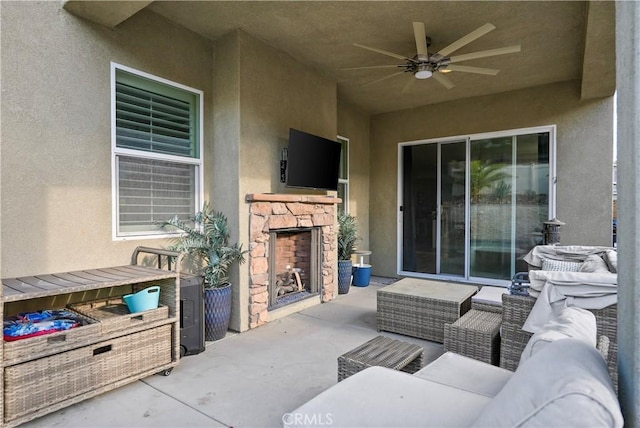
[0,2,214,277]
[2,4,341,332]
[338,100,370,253]
[213,30,338,331]
[370,80,614,277]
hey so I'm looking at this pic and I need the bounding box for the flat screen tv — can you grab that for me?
[286,128,341,191]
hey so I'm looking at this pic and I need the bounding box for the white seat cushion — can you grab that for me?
[414,352,512,398]
[471,285,508,307]
[287,366,491,427]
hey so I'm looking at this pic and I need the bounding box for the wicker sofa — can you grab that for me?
[286,306,622,427]
[501,245,618,386]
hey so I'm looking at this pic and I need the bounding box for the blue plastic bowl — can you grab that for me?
[123,286,160,313]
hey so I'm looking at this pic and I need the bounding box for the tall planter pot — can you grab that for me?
[338,260,353,294]
[204,283,232,341]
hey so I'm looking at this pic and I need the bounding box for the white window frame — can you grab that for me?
[337,135,350,213]
[111,62,204,240]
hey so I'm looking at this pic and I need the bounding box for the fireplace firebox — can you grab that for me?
[268,228,321,309]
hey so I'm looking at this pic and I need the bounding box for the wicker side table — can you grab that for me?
[337,336,424,382]
[444,309,502,365]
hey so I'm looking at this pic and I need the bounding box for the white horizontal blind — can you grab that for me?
[116,81,196,157]
[113,66,202,237]
[118,156,195,232]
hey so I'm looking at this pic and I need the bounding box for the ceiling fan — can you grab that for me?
[344,22,521,90]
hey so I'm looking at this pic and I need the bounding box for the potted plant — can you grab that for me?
[337,211,358,294]
[164,203,247,341]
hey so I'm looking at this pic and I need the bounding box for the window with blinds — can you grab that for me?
[337,136,349,213]
[112,65,202,238]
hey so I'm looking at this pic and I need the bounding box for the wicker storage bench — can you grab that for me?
[338,335,423,381]
[377,278,477,343]
[1,247,181,427]
[444,309,502,365]
[4,325,172,422]
[500,294,618,388]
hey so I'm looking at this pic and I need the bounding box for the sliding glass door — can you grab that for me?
[400,127,554,284]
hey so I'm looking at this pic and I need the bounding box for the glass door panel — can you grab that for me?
[514,133,550,272]
[469,133,550,280]
[440,142,466,276]
[402,144,437,273]
[469,137,514,279]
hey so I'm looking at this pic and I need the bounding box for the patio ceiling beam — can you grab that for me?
[63,1,153,29]
[581,1,616,100]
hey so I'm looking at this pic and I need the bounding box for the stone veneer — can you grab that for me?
[246,194,340,328]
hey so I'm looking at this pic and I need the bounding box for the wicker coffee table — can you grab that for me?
[337,335,424,381]
[377,278,478,343]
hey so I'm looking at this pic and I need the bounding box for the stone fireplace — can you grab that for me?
[246,194,340,328]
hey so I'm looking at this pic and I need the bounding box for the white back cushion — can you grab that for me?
[472,339,622,428]
[520,306,597,365]
[579,254,611,273]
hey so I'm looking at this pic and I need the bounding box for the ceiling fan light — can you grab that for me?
[415,69,433,79]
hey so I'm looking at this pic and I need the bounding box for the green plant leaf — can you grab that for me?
[337,211,359,260]
[162,202,247,288]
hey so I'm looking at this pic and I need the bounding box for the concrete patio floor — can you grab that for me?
[22,278,445,428]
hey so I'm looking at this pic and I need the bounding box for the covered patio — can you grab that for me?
[2,0,639,425]
[20,280,444,427]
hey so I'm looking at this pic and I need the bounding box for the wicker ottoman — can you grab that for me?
[377,278,478,343]
[444,309,502,365]
[337,335,424,381]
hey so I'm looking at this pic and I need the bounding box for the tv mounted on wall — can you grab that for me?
[285,128,341,191]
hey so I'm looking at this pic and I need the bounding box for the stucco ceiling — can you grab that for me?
[65,1,616,115]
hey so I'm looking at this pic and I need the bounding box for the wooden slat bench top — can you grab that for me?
[2,265,177,302]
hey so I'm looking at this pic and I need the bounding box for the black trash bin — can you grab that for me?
[180,274,206,357]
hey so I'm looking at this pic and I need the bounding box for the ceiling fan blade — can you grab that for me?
[436,23,495,58]
[353,43,414,62]
[341,65,402,70]
[432,72,455,89]
[401,77,416,94]
[362,70,406,86]
[444,65,500,75]
[448,45,521,63]
[413,22,428,57]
